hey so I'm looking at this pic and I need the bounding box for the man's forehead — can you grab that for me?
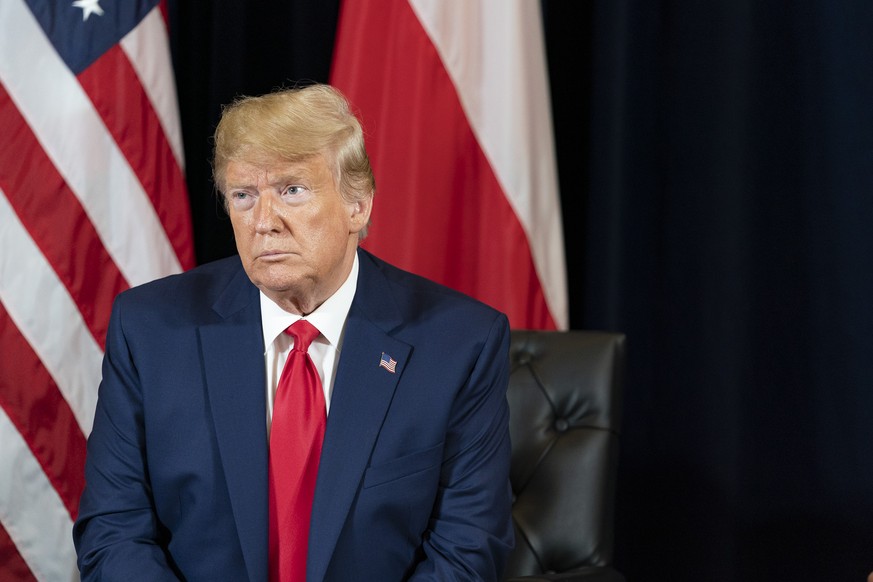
[224,155,327,187]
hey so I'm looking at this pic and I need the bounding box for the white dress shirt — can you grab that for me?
[260,254,359,432]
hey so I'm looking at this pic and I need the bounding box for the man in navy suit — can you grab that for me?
[73,84,514,581]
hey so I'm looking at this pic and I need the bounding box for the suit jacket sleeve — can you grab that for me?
[409,312,514,581]
[73,295,182,581]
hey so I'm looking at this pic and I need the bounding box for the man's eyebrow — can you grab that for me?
[223,181,255,193]
[266,171,315,189]
[224,170,311,191]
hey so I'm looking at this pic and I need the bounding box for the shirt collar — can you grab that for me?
[259,252,359,351]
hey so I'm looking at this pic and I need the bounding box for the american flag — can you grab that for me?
[0,0,193,579]
[379,352,397,374]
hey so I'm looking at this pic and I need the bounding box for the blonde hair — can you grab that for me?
[213,84,375,214]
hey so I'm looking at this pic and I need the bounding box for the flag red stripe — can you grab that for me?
[0,306,86,519]
[158,0,170,26]
[0,523,37,582]
[0,83,128,349]
[78,45,195,271]
[331,0,556,329]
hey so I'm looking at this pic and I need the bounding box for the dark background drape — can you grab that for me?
[166,1,873,580]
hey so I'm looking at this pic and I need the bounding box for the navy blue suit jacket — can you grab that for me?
[74,249,513,581]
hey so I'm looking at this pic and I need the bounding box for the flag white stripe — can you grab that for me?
[0,189,101,436]
[120,8,186,169]
[0,407,79,582]
[409,0,568,328]
[0,0,182,287]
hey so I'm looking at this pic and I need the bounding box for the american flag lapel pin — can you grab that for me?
[379,352,397,373]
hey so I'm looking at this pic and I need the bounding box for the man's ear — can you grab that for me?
[349,195,373,234]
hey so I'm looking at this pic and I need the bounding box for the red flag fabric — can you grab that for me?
[330,0,567,330]
[0,0,193,578]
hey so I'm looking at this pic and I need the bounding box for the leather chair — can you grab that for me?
[503,330,626,582]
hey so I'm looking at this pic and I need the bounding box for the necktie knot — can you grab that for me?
[285,319,320,353]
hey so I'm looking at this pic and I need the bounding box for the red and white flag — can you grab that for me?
[331,0,567,330]
[0,0,193,578]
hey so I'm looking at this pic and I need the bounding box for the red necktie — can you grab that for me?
[269,320,326,582]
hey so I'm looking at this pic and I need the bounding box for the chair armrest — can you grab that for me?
[506,565,625,582]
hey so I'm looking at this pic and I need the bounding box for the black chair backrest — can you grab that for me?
[504,330,625,580]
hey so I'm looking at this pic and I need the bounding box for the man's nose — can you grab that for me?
[253,193,283,233]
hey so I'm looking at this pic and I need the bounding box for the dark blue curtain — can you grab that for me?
[168,1,873,580]
[583,2,873,581]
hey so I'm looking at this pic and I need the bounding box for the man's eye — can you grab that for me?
[284,186,304,196]
[228,191,255,210]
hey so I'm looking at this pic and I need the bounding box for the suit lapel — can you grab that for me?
[307,251,412,582]
[199,265,269,582]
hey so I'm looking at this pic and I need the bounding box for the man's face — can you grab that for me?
[224,154,371,314]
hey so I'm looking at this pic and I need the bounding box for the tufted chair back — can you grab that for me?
[503,330,626,582]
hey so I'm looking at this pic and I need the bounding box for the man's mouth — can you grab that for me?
[257,250,292,260]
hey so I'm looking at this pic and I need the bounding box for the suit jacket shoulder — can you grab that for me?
[113,255,251,322]
[356,248,504,334]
